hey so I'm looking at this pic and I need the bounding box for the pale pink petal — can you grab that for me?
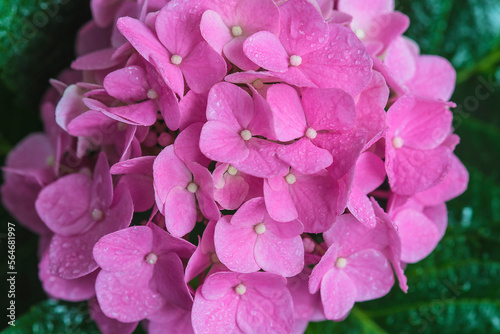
[266,84,307,141]
[192,289,240,334]
[214,216,260,273]
[206,82,254,128]
[181,42,227,94]
[255,232,304,277]
[264,177,299,223]
[200,121,249,163]
[344,248,394,301]
[321,269,357,321]
[200,10,232,54]
[406,55,456,101]
[243,31,290,72]
[277,138,333,174]
[223,36,260,71]
[347,186,377,228]
[232,139,288,178]
[103,66,149,103]
[164,186,197,237]
[353,151,386,194]
[174,123,211,166]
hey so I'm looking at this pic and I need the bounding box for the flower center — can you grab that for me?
[252,78,264,89]
[234,283,247,295]
[355,29,366,40]
[305,127,317,139]
[392,136,404,149]
[92,208,104,221]
[285,173,296,185]
[335,257,347,269]
[46,156,55,167]
[171,54,183,65]
[240,129,252,141]
[231,25,243,37]
[147,89,158,99]
[227,165,238,176]
[254,223,266,234]
[289,55,302,66]
[117,122,127,131]
[187,182,198,193]
[145,252,158,265]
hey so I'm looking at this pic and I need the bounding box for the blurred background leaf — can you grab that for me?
[1,0,500,333]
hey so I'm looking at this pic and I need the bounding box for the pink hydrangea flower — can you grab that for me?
[192,271,295,333]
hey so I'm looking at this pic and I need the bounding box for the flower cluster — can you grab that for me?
[1,0,469,333]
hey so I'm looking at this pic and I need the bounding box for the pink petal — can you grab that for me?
[266,84,307,141]
[255,232,304,277]
[231,197,267,227]
[35,173,92,236]
[89,298,138,334]
[321,269,357,321]
[71,48,121,71]
[406,55,456,101]
[384,36,416,84]
[344,248,394,301]
[200,10,232,54]
[103,66,149,103]
[302,88,356,131]
[214,216,260,273]
[264,177,299,223]
[181,41,227,94]
[119,174,155,212]
[300,24,373,96]
[91,152,113,213]
[243,31,289,72]
[277,138,333,174]
[206,82,254,128]
[110,156,155,176]
[347,186,377,228]
[353,151,386,194]
[191,289,239,334]
[174,123,211,167]
[164,186,197,237]
[199,121,249,163]
[223,36,260,71]
[393,208,440,263]
[93,226,153,272]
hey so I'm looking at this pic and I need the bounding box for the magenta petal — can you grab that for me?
[66,110,115,138]
[119,174,155,212]
[89,298,138,334]
[104,66,149,103]
[214,174,249,210]
[150,55,186,96]
[200,121,249,163]
[255,232,304,277]
[152,253,193,310]
[244,31,289,72]
[192,289,239,334]
[231,197,267,227]
[93,226,153,272]
[394,209,440,263]
[407,55,456,101]
[91,152,113,212]
[300,24,373,96]
[174,123,211,167]
[353,152,386,194]
[214,216,260,273]
[39,253,97,301]
[236,282,294,333]
[35,173,92,236]
[206,82,254,127]
[232,139,288,178]
[290,172,339,233]
[164,186,197,237]
[110,156,155,176]
[266,84,306,141]
[187,161,220,221]
[277,138,333,174]
[181,42,227,94]
[345,249,394,301]
[347,186,376,228]
[71,48,121,71]
[96,269,163,322]
[200,10,232,54]
[264,177,299,223]
[321,269,356,321]
[105,100,159,126]
[223,37,260,71]
[386,145,452,195]
[302,88,356,131]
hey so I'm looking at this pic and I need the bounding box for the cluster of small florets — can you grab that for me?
[1,0,469,333]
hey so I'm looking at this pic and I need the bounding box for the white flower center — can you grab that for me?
[392,136,404,149]
[171,54,183,65]
[235,283,247,295]
[289,55,302,66]
[92,208,104,221]
[231,25,243,37]
[335,257,347,269]
[252,79,264,89]
[254,223,266,234]
[227,165,238,176]
[147,89,158,99]
[355,29,366,40]
[187,182,198,193]
[240,129,252,141]
[285,173,296,185]
[46,156,55,167]
[117,122,127,131]
[145,252,158,265]
[305,127,317,139]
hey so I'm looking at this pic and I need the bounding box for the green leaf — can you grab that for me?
[396,0,500,83]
